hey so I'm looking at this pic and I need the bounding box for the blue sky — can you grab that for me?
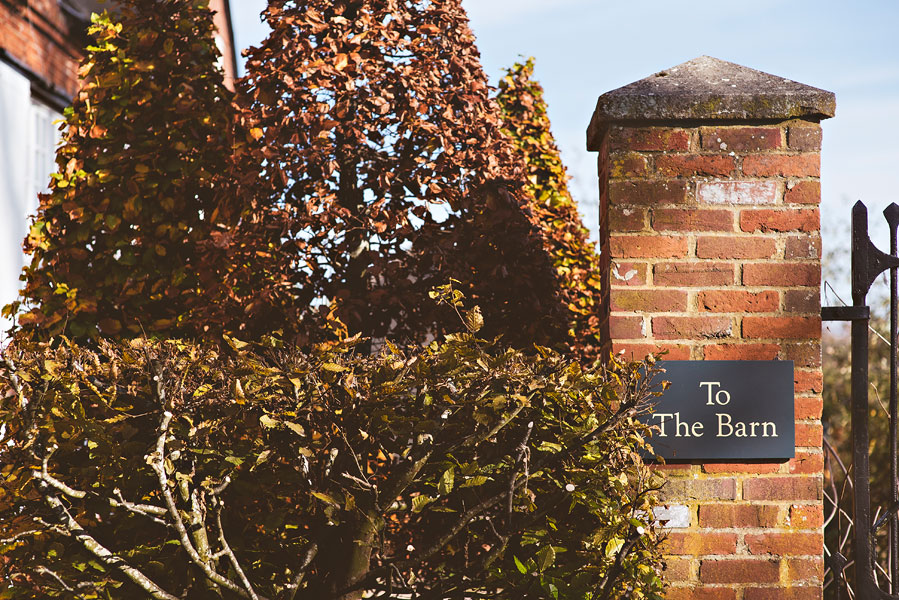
[231,0,899,298]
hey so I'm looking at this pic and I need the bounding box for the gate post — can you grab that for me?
[587,57,835,598]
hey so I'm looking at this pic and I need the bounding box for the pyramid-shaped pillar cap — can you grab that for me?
[587,56,835,150]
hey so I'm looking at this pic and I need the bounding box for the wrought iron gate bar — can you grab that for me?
[822,200,899,599]
[822,306,871,321]
[886,203,899,594]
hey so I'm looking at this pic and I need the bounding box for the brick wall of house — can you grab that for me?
[588,57,835,599]
[0,0,85,98]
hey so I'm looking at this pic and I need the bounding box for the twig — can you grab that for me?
[595,532,641,600]
[0,529,43,545]
[286,541,318,600]
[148,410,263,599]
[2,355,26,408]
[38,490,179,600]
[213,497,259,600]
[33,448,168,523]
[506,421,533,528]
[34,565,89,599]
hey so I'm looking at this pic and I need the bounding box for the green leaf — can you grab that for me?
[547,582,559,599]
[259,415,279,429]
[284,421,306,436]
[411,495,434,513]
[438,466,454,495]
[460,475,489,488]
[537,441,563,453]
[536,545,555,572]
[311,491,341,507]
[514,555,527,574]
[605,537,624,558]
[464,306,484,332]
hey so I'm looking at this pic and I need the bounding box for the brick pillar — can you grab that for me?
[587,57,835,599]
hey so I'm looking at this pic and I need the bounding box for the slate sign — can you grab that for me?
[643,361,795,461]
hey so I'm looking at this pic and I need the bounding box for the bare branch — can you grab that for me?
[2,355,25,408]
[148,411,265,599]
[465,401,526,448]
[1,529,44,545]
[33,448,167,522]
[506,420,533,529]
[213,496,259,600]
[34,565,90,600]
[286,541,319,600]
[38,490,179,600]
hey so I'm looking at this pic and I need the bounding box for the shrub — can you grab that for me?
[11,1,244,341]
[0,289,665,599]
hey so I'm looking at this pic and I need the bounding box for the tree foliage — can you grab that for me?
[495,59,603,361]
[10,0,602,356]
[0,3,670,598]
[0,286,665,599]
[8,1,244,341]
[232,0,575,347]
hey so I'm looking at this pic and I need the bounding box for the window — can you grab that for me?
[30,98,61,200]
[0,61,63,335]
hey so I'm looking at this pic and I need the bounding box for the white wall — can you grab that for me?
[0,61,60,338]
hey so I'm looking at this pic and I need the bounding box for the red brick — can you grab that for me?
[744,587,820,600]
[789,451,824,474]
[784,180,821,205]
[700,559,780,584]
[743,263,820,286]
[651,462,694,474]
[789,504,824,528]
[743,316,821,339]
[740,208,820,233]
[698,290,778,313]
[742,154,820,177]
[701,126,783,152]
[611,261,647,286]
[704,343,780,360]
[660,478,738,501]
[609,126,690,152]
[609,315,644,339]
[701,462,781,474]
[609,180,689,205]
[794,370,823,393]
[698,504,780,528]
[784,235,821,260]
[785,557,823,583]
[784,289,819,314]
[663,532,738,556]
[664,557,694,582]
[665,588,737,600]
[612,342,691,361]
[655,262,735,286]
[611,236,688,258]
[652,208,734,232]
[780,341,822,368]
[610,206,645,231]
[746,532,822,556]
[787,125,822,151]
[696,236,777,259]
[656,154,736,177]
[795,423,823,447]
[609,152,650,177]
[795,397,823,419]
[611,289,687,312]
[653,316,732,340]
[698,180,778,205]
[743,477,821,501]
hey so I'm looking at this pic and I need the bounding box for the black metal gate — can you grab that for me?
[822,200,899,598]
